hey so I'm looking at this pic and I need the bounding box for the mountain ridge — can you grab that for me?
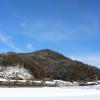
[0,49,100,82]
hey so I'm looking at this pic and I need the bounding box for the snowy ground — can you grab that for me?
[0,86,100,100]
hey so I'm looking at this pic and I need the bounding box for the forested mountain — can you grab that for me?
[0,49,100,82]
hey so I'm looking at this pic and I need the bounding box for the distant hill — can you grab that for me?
[0,49,100,82]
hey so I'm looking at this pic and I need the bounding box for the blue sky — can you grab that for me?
[0,0,100,67]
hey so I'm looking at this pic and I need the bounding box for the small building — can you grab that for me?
[73,81,79,86]
[45,81,56,86]
[53,80,73,87]
[0,78,8,84]
[86,82,98,85]
[97,80,100,84]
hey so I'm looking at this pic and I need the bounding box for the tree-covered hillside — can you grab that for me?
[0,49,100,82]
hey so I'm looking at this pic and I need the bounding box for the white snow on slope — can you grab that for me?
[0,66,33,80]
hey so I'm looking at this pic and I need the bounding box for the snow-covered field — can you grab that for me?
[0,86,100,100]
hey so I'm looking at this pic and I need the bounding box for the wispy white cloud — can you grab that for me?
[20,22,27,27]
[19,21,72,42]
[19,18,100,43]
[26,43,33,49]
[36,32,68,42]
[70,54,100,68]
[0,32,23,52]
